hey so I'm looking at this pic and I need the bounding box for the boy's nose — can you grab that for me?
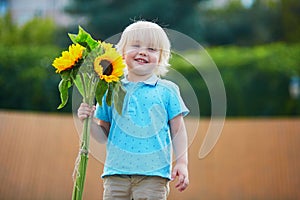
[138,51,147,56]
[138,48,147,56]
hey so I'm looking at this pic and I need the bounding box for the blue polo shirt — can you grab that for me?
[95,75,189,179]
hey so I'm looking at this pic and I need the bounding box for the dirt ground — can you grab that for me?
[0,111,299,200]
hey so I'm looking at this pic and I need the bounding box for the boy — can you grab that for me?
[78,20,189,200]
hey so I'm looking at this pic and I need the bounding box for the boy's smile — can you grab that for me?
[124,41,160,79]
[134,57,149,64]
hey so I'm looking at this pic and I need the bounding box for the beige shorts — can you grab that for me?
[103,175,170,200]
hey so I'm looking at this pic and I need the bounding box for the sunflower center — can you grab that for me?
[100,60,113,76]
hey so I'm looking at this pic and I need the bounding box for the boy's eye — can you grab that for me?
[148,47,157,52]
[131,44,140,48]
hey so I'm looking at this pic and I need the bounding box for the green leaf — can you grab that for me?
[70,61,81,79]
[68,33,78,44]
[60,70,71,80]
[57,79,72,109]
[73,74,85,97]
[113,83,126,115]
[68,26,99,51]
[106,83,113,106]
[95,80,108,106]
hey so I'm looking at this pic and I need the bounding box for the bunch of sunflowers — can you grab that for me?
[52,26,126,200]
[52,26,126,113]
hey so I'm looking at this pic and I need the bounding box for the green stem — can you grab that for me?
[72,73,98,200]
[79,73,87,101]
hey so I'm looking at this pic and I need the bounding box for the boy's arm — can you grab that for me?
[78,103,109,143]
[169,114,189,192]
[92,118,110,143]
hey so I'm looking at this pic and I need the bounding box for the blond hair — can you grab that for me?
[116,21,171,76]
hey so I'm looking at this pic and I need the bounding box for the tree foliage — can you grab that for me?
[198,0,282,46]
[0,45,61,112]
[171,43,300,116]
[0,14,64,112]
[64,0,300,46]
[0,13,56,46]
[280,0,300,43]
[65,0,203,41]
[1,2,300,116]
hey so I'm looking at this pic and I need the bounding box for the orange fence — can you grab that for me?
[0,111,299,199]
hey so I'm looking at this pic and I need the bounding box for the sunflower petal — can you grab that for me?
[92,43,126,83]
[52,43,85,74]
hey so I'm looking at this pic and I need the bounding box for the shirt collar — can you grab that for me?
[121,74,159,86]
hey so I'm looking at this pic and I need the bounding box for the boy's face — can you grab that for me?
[123,40,160,76]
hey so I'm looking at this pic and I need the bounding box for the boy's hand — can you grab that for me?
[77,103,96,122]
[171,162,189,192]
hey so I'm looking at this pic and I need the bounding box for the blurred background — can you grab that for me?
[0,0,300,199]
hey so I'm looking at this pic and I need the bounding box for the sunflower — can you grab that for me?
[52,43,85,73]
[94,42,125,82]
